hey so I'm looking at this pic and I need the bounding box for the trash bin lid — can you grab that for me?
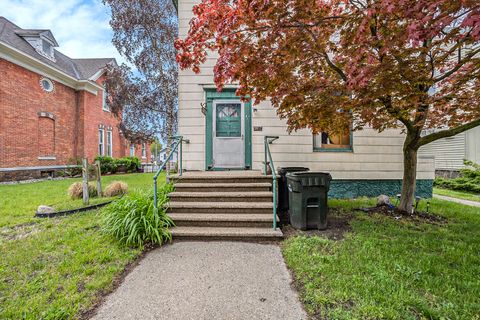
[286,171,332,187]
[277,167,309,176]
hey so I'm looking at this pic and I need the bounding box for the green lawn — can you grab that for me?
[0,173,164,320]
[434,187,480,203]
[0,173,157,227]
[283,198,480,319]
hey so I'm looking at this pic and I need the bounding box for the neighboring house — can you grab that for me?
[157,147,178,165]
[0,17,149,181]
[176,1,434,198]
[419,126,480,175]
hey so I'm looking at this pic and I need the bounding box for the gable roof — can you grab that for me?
[0,17,115,81]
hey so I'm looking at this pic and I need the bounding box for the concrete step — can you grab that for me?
[169,213,278,228]
[167,201,273,214]
[173,174,273,184]
[170,226,283,241]
[169,191,273,202]
[174,182,272,192]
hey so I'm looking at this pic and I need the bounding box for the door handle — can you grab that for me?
[241,134,244,140]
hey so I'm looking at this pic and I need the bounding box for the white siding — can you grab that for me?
[178,0,434,180]
[466,126,480,165]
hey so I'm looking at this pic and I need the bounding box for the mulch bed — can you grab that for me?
[357,205,447,225]
[282,208,353,241]
[281,204,447,241]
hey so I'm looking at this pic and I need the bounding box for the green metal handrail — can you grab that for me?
[264,136,279,229]
[153,135,188,210]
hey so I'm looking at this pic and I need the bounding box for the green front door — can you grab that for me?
[205,89,252,170]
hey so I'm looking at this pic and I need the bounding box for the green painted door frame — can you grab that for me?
[205,88,252,170]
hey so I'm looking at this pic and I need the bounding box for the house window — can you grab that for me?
[141,143,146,158]
[102,85,110,111]
[313,129,352,152]
[98,128,105,156]
[40,78,54,93]
[106,130,113,157]
[130,143,135,156]
[42,40,52,56]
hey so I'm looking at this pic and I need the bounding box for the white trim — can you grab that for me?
[38,156,56,160]
[0,41,102,95]
[89,69,106,81]
[0,165,79,172]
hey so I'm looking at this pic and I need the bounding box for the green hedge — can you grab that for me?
[94,156,141,174]
[434,160,480,194]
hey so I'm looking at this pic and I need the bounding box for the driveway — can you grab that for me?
[91,242,307,320]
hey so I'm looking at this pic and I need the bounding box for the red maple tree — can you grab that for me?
[176,0,480,212]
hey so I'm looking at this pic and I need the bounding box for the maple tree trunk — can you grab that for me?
[399,132,419,213]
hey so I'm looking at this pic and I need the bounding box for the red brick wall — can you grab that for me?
[0,59,129,168]
[80,74,126,162]
[0,59,78,167]
[126,141,152,163]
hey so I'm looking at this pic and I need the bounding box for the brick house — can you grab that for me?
[0,17,151,180]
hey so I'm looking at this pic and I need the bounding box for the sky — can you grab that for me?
[0,0,125,64]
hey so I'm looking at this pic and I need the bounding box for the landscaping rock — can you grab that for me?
[37,205,56,215]
[377,194,391,206]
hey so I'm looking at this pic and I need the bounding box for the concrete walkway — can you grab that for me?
[434,194,480,208]
[91,242,307,320]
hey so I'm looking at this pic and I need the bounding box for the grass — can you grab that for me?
[283,198,480,320]
[433,187,480,203]
[0,173,165,320]
[0,173,156,228]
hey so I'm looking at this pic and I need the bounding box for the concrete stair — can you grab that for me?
[167,172,282,241]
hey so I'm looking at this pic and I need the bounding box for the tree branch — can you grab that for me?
[434,47,480,83]
[417,118,480,147]
[323,52,347,82]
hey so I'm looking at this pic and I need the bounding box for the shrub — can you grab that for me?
[434,160,480,194]
[67,182,98,199]
[115,156,141,173]
[101,184,174,247]
[104,181,128,197]
[95,156,118,174]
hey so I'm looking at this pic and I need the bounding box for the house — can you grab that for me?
[175,1,435,199]
[419,127,480,177]
[157,147,178,165]
[0,17,150,181]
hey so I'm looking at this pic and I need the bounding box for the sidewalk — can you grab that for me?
[433,194,480,208]
[91,242,307,320]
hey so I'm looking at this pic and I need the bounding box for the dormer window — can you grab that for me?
[15,29,58,62]
[42,40,53,57]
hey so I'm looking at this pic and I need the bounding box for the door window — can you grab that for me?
[216,103,241,137]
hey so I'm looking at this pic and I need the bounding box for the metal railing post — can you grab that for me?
[264,136,279,229]
[264,136,267,176]
[152,136,184,210]
[179,138,183,176]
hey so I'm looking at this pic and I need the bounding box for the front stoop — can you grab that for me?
[167,172,283,241]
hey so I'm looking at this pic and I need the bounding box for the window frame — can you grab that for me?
[102,85,110,112]
[98,128,105,156]
[106,130,113,157]
[130,143,135,157]
[141,143,146,158]
[313,130,354,153]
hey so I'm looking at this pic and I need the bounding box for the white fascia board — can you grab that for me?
[0,41,101,95]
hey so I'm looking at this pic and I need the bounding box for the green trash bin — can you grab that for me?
[286,172,332,230]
